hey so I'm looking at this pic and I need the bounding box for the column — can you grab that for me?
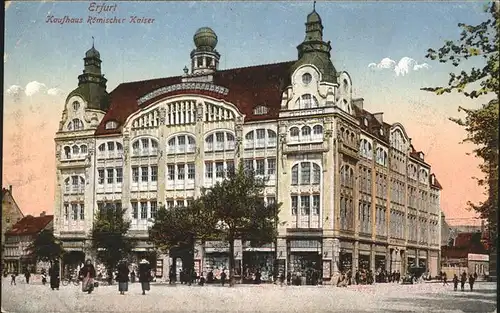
[194,101,205,198]
[332,238,340,275]
[157,109,166,206]
[122,134,131,219]
[370,243,376,273]
[353,241,359,272]
[386,247,391,272]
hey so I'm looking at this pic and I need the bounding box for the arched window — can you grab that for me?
[80,145,87,154]
[291,162,321,185]
[290,127,300,141]
[205,131,235,152]
[72,119,83,131]
[295,94,319,109]
[72,145,80,155]
[64,146,71,159]
[244,129,277,149]
[301,126,311,137]
[267,130,277,147]
[131,138,158,156]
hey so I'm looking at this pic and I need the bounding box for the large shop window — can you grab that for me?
[291,162,321,185]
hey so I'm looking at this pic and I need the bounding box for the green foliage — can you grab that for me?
[422,2,499,98]
[422,2,499,247]
[91,207,134,275]
[26,229,64,264]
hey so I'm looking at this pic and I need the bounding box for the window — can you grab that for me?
[205,135,214,151]
[98,169,105,184]
[312,125,323,136]
[132,167,139,182]
[312,195,320,215]
[114,167,122,183]
[64,203,69,220]
[300,163,311,185]
[176,200,184,207]
[71,203,78,220]
[290,127,299,139]
[178,136,186,153]
[256,159,265,176]
[105,121,118,130]
[187,163,195,179]
[205,162,213,178]
[215,162,224,178]
[253,105,269,115]
[177,164,185,180]
[140,202,148,219]
[71,119,83,131]
[300,195,310,215]
[312,164,321,184]
[80,145,87,154]
[302,73,312,85]
[79,204,85,220]
[227,161,235,175]
[72,101,80,111]
[107,169,114,184]
[244,159,254,172]
[150,201,157,219]
[167,165,175,180]
[291,165,299,185]
[151,166,158,182]
[291,196,298,215]
[141,166,149,182]
[98,203,104,215]
[267,197,276,205]
[296,94,319,109]
[267,158,276,175]
[72,145,80,155]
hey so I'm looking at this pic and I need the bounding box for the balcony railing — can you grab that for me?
[283,142,328,154]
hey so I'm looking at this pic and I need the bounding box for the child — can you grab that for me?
[41,270,47,285]
[11,272,17,285]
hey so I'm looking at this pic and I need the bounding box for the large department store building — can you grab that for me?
[53,8,442,281]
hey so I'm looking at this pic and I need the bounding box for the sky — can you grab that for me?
[3,1,495,225]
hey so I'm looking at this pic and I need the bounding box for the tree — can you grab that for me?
[201,164,281,286]
[149,200,210,276]
[91,207,134,283]
[26,228,64,265]
[421,2,499,243]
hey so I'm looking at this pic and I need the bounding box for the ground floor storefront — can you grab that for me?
[56,237,440,284]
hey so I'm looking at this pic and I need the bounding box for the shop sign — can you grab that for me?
[322,261,331,279]
[468,254,489,262]
[155,260,163,278]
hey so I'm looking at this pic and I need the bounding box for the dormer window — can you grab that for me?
[379,128,384,136]
[419,152,424,160]
[253,105,269,116]
[302,73,312,85]
[295,94,319,109]
[363,118,368,127]
[105,121,118,130]
[72,101,80,111]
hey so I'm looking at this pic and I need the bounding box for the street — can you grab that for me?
[1,278,496,313]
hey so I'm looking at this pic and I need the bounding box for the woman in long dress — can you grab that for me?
[116,261,130,295]
[49,261,60,290]
[80,259,96,294]
[138,259,151,295]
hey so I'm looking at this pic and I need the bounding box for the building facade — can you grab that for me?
[2,186,25,244]
[53,9,442,282]
[3,213,53,274]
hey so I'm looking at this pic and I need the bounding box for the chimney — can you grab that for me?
[373,112,383,124]
[352,98,364,110]
[40,211,46,217]
[9,185,12,195]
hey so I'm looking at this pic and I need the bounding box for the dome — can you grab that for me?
[193,27,218,50]
[307,10,322,23]
[85,46,100,59]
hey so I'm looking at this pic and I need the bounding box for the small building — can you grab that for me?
[2,186,25,245]
[441,232,489,279]
[3,212,54,273]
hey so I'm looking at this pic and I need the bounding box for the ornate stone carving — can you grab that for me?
[196,103,204,122]
[55,144,61,159]
[159,107,167,125]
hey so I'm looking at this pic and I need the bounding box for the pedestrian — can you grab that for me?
[460,271,467,291]
[130,270,136,283]
[169,266,176,285]
[10,272,17,285]
[198,273,206,286]
[452,274,459,291]
[442,272,448,286]
[116,260,130,295]
[138,259,151,295]
[286,271,291,285]
[279,272,285,287]
[254,270,261,284]
[468,274,475,291]
[355,270,360,285]
[220,269,227,286]
[49,261,60,290]
[473,272,478,281]
[24,268,31,284]
[80,259,96,294]
[41,269,47,285]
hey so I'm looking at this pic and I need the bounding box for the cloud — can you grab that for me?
[5,82,64,98]
[6,85,23,97]
[25,81,47,96]
[368,57,430,76]
[47,87,65,96]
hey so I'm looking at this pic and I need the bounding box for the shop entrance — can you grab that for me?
[242,251,274,283]
[62,251,85,277]
[339,250,353,272]
[288,252,321,285]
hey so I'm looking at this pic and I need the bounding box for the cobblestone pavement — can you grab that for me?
[1,277,496,313]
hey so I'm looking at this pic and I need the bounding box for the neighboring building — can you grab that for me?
[3,212,54,273]
[2,186,25,244]
[53,8,443,282]
[440,212,452,247]
[441,232,489,279]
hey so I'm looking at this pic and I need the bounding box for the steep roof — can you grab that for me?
[2,188,25,218]
[95,61,294,136]
[430,174,443,190]
[5,215,53,236]
[352,105,390,143]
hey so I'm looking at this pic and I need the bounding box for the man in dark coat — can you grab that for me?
[138,259,151,295]
[24,268,31,284]
[49,262,60,290]
[80,259,96,294]
[460,271,467,291]
[468,274,475,291]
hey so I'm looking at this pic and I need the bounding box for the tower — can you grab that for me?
[190,27,221,75]
[290,6,337,83]
[67,39,109,111]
